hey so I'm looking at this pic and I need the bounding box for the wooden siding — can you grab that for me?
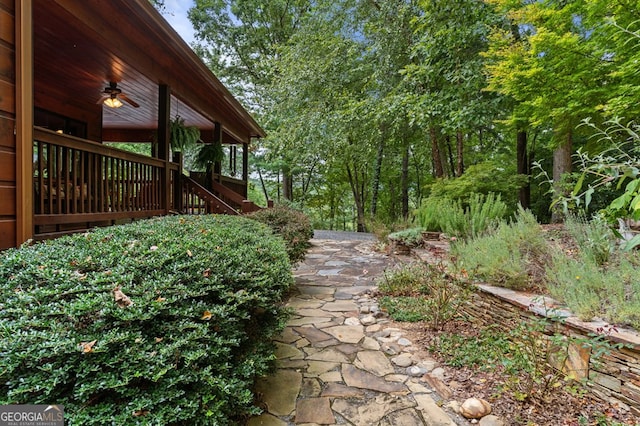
[0,0,16,249]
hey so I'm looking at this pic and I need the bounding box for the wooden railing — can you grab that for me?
[189,171,262,213]
[31,128,256,240]
[210,180,262,213]
[181,176,239,215]
[33,127,175,238]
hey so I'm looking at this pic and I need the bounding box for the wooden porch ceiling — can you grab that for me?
[32,0,265,144]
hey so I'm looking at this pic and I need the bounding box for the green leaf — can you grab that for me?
[572,173,585,197]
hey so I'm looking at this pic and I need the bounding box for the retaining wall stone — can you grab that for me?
[461,284,640,416]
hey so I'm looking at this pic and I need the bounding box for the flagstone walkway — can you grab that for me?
[247,233,464,426]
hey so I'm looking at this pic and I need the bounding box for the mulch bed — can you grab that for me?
[398,320,639,426]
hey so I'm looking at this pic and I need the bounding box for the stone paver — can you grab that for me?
[248,237,462,425]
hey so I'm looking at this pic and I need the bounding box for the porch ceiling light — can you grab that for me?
[103,95,123,108]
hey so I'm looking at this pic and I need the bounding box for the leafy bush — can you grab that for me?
[452,208,551,290]
[378,263,470,330]
[247,204,313,265]
[0,215,293,425]
[426,160,526,210]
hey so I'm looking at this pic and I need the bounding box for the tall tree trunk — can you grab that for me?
[257,167,269,203]
[456,130,464,177]
[370,128,385,217]
[516,130,530,209]
[551,130,573,223]
[401,143,410,219]
[430,126,445,178]
[445,135,455,177]
[346,163,367,232]
[282,170,293,201]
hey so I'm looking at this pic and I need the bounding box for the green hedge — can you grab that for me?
[0,215,293,425]
[247,204,313,265]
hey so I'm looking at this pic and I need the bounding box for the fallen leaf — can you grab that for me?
[203,268,211,277]
[132,410,150,417]
[114,286,134,307]
[79,340,97,353]
[155,337,163,343]
[187,249,193,257]
[155,297,166,303]
[201,310,212,321]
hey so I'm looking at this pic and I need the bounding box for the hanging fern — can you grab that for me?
[195,141,224,172]
[170,115,201,151]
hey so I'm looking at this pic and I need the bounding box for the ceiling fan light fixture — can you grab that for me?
[104,95,123,108]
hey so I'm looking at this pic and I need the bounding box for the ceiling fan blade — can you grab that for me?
[97,95,110,105]
[120,93,140,108]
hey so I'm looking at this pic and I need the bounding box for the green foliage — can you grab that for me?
[426,161,527,210]
[452,208,550,290]
[194,142,224,172]
[104,142,151,157]
[563,120,640,250]
[564,214,616,266]
[546,251,640,329]
[378,296,431,323]
[247,204,313,265]
[377,263,470,330]
[417,193,508,240]
[170,115,201,152]
[387,227,424,248]
[0,215,293,425]
[415,197,452,232]
[433,326,522,371]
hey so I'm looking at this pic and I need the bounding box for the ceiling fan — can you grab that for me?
[98,82,139,108]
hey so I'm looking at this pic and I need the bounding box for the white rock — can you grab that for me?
[430,367,446,380]
[445,400,461,414]
[391,354,414,368]
[360,315,377,326]
[397,337,412,346]
[344,317,361,326]
[406,365,428,377]
[460,397,492,419]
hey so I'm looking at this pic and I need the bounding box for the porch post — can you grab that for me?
[16,0,34,245]
[157,84,171,214]
[242,142,249,198]
[213,122,222,184]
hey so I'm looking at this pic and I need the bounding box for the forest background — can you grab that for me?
[150,0,640,233]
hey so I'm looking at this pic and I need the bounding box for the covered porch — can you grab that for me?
[24,0,266,240]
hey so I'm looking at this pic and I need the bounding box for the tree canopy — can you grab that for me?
[176,0,640,230]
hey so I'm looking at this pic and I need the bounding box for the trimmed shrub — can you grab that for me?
[247,204,313,264]
[0,215,293,425]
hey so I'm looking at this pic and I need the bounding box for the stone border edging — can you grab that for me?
[464,283,640,416]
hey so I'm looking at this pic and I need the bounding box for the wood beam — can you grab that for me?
[242,142,249,197]
[16,0,33,245]
[157,84,171,213]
